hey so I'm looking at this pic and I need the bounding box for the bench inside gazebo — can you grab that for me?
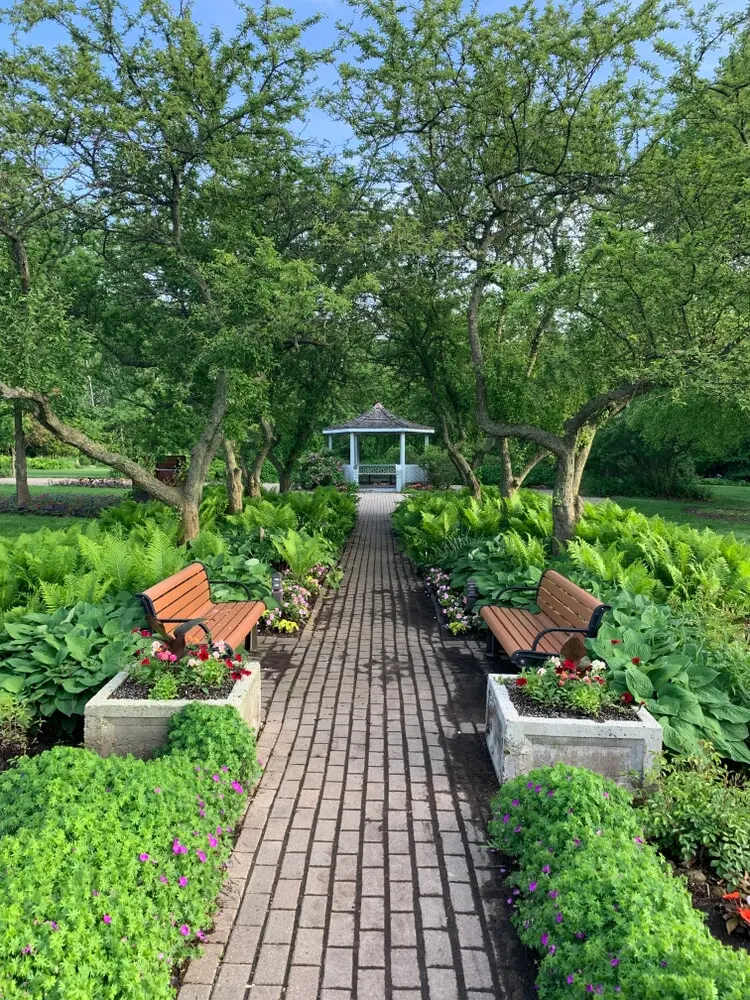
[322,403,434,491]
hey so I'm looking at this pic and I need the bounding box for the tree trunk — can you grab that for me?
[179,499,201,544]
[223,438,244,514]
[438,416,480,496]
[246,417,277,497]
[551,431,595,552]
[499,438,516,498]
[278,465,293,494]
[13,403,30,508]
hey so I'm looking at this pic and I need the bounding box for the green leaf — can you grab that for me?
[0,673,25,694]
[710,703,750,724]
[625,666,653,701]
[685,665,720,689]
[64,633,93,662]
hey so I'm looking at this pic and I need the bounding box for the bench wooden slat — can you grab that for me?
[137,562,266,655]
[480,570,609,665]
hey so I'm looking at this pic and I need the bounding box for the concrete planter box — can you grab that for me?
[486,674,662,789]
[84,665,261,759]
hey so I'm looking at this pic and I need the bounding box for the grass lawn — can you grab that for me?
[0,513,82,540]
[614,482,750,542]
[25,466,117,479]
[0,484,129,498]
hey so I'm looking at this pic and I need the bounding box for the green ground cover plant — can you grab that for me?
[488,764,750,999]
[394,489,750,761]
[0,703,261,1000]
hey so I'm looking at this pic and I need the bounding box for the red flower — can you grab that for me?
[631,657,641,665]
[622,692,634,704]
[140,658,150,666]
[562,659,577,671]
[611,639,622,645]
[516,677,528,687]
[230,670,243,682]
[140,629,152,638]
[738,907,750,925]
[723,892,741,900]
[241,669,252,677]
[198,646,209,662]
[234,653,242,662]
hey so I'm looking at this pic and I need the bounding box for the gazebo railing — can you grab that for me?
[357,463,396,475]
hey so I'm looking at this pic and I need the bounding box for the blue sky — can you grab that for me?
[1,0,748,150]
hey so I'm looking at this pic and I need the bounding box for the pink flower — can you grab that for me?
[212,774,221,783]
[231,781,244,795]
[47,921,59,931]
[159,875,169,884]
[103,914,112,925]
[22,945,32,954]
[179,924,190,937]
[196,929,206,941]
[208,835,218,848]
[179,876,189,887]
[173,840,188,855]
[139,853,150,862]
[196,850,207,863]
[154,787,161,794]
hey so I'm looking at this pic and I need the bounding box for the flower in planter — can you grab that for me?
[130,637,255,700]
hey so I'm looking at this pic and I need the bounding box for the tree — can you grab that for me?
[334,0,750,545]
[0,0,328,539]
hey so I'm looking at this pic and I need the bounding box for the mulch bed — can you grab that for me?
[0,492,126,518]
[0,716,83,774]
[110,677,236,701]
[506,684,639,723]
[678,865,750,954]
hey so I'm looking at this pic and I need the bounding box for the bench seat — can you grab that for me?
[476,569,610,665]
[137,562,266,655]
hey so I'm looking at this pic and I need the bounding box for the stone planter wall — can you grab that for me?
[486,674,662,789]
[84,665,261,759]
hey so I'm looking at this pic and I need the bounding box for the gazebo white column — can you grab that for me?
[349,432,356,469]
[424,434,430,452]
[399,432,406,467]
[327,435,333,450]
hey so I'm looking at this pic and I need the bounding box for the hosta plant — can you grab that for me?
[0,599,144,717]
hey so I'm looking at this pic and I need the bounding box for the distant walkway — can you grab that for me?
[179,492,532,1000]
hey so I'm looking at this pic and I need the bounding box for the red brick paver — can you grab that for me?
[179,493,532,1000]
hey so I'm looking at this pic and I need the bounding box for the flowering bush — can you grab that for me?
[424,567,480,635]
[722,873,750,935]
[511,657,627,717]
[488,764,750,998]
[130,633,254,699]
[0,703,261,1000]
[262,564,335,634]
[292,452,346,490]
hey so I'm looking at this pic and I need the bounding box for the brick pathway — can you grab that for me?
[180,492,533,1000]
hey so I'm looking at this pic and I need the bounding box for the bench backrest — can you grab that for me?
[537,570,608,634]
[137,562,211,625]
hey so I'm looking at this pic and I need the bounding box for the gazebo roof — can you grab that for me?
[323,403,434,435]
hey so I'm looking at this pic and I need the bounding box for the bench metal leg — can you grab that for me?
[247,625,258,654]
[486,630,497,657]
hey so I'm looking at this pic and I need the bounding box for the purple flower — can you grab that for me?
[549,944,556,955]
[179,924,190,937]
[22,945,32,955]
[513,889,520,896]
[159,875,169,884]
[556,912,563,924]
[535,785,542,793]
[575,931,586,940]
[548,890,558,899]
[573,838,582,846]
[47,921,58,931]
[528,882,537,892]
[196,850,207,863]
[526,781,534,789]
[541,932,549,946]
[173,840,188,855]
[231,781,244,795]
[511,799,520,807]
[660,961,667,967]
[502,814,510,824]
[514,825,522,833]
[179,877,189,887]
[566,974,575,985]
[139,853,150,862]
[542,865,550,874]
[547,790,555,797]
[611,957,619,967]
[103,914,112,925]
[506,898,514,905]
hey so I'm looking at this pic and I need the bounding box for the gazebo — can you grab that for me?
[322,403,435,491]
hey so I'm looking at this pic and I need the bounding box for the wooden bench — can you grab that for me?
[136,562,266,656]
[472,569,610,665]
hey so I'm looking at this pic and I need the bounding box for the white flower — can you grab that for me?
[537,667,546,676]
[591,660,607,671]
[549,657,562,668]
[151,640,164,654]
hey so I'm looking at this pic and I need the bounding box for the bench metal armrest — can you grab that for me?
[530,627,588,652]
[208,578,252,600]
[160,618,211,639]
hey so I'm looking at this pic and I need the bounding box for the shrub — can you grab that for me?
[488,764,750,999]
[422,445,461,488]
[637,749,750,886]
[293,452,346,489]
[0,704,260,1000]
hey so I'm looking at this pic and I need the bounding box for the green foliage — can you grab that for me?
[488,764,750,999]
[292,452,346,489]
[637,749,750,886]
[510,657,619,717]
[0,692,32,756]
[422,446,461,488]
[0,704,260,1000]
[0,599,143,716]
[270,529,333,579]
